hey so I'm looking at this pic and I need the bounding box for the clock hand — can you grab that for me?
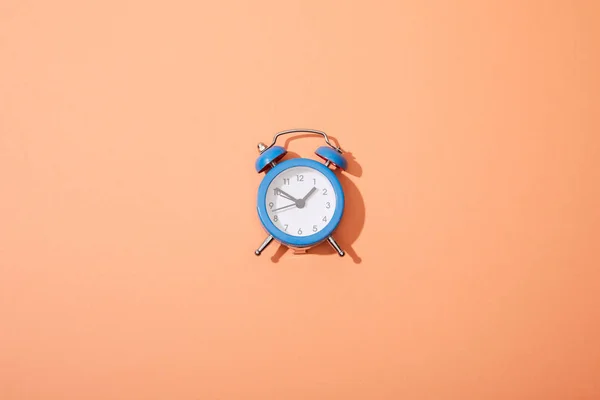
[301,187,317,201]
[275,188,299,202]
[271,203,297,212]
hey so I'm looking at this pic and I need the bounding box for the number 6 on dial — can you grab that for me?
[254,129,348,257]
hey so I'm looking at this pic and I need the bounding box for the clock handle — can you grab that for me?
[258,129,343,154]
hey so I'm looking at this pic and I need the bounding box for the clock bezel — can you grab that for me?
[257,158,344,248]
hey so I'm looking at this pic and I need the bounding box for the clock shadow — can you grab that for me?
[270,147,364,264]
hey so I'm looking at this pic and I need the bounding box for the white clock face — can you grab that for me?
[265,166,337,237]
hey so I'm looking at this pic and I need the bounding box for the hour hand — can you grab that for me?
[302,187,317,201]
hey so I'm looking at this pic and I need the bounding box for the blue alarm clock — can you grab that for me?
[254,129,348,257]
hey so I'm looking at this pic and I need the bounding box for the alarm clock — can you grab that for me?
[254,129,348,257]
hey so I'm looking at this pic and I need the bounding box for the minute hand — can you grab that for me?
[275,188,299,202]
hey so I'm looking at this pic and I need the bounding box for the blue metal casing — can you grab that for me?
[255,146,287,173]
[257,158,344,248]
[314,146,348,170]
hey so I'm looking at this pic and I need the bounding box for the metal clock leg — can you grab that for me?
[255,235,274,256]
[327,236,345,257]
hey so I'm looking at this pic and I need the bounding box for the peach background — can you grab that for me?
[1,1,599,399]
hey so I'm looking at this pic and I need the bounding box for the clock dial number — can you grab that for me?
[313,225,318,232]
[297,174,304,182]
[326,202,331,209]
[269,202,274,209]
[298,228,302,235]
[273,215,278,222]
[322,188,328,195]
[283,178,290,185]
[284,224,288,231]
